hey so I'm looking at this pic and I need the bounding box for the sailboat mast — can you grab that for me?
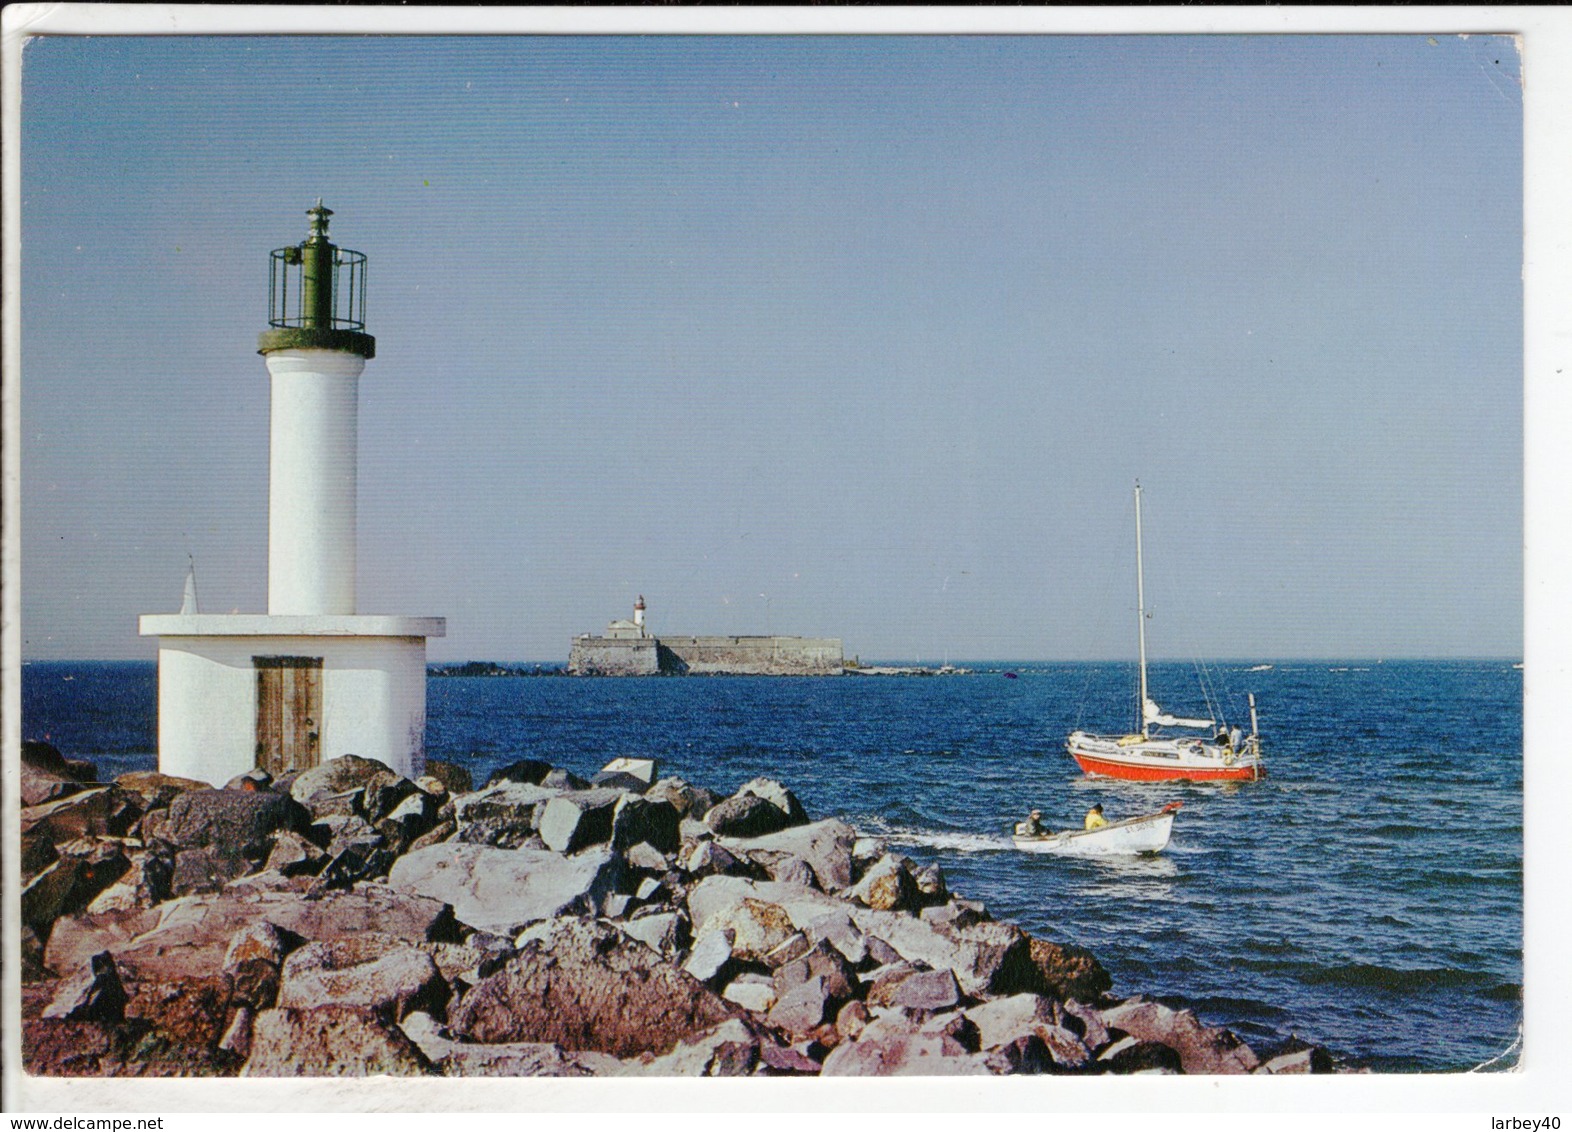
[1135,482,1149,738]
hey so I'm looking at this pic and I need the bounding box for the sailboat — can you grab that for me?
[1066,484,1265,783]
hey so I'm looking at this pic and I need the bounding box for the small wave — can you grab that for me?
[1424,870,1517,889]
[1187,994,1294,1023]
[883,829,1017,853]
[852,815,1015,853]
[1367,823,1434,838]
[1243,937,1307,956]
[1304,963,1491,992]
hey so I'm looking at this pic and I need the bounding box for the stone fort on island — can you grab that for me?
[568,596,843,676]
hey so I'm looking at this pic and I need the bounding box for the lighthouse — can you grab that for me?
[140,204,445,785]
[260,200,367,617]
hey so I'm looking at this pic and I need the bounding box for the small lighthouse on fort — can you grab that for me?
[140,203,444,784]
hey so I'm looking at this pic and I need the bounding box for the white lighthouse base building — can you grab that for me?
[138,614,443,786]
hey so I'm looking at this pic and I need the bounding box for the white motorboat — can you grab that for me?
[1011,802,1181,855]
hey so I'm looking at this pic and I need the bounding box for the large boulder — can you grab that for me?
[44,883,459,984]
[288,755,395,818]
[83,843,177,915]
[685,876,844,941]
[23,738,77,776]
[615,1017,767,1077]
[734,778,810,825]
[22,837,131,930]
[387,842,622,935]
[452,779,560,845]
[681,927,741,988]
[21,787,143,846]
[359,769,420,825]
[39,905,162,978]
[241,1005,433,1076]
[802,908,870,965]
[1099,998,1259,1074]
[162,788,308,883]
[114,771,210,811]
[595,757,659,787]
[537,788,625,854]
[122,974,235,1049]
[848,905,1037,997]
[1061,997,1110,1049]
[277,938,449,1022]
[42,951,127,1024]
[846,853,924,913]
[422,760,474,795]
[447,917,739,1058]
[704,794,791,839]
[22,740,98,793]
[957,995,1091,1071]
[21,763,87,808]
[484,758,554,787]
[718,818,857,892]
[610,795,681,854]
[722,973,778,1014]
[621,910,691,960]
[1255,1037,1335,1074]
[766,976,837,1037]
[695,897,798,964]
[772,938,859,1007]
[866,967,961,1012]
[679,839,754,880]
[223,921,296,1010]
[541,767,590,791]
[646,777,720,820]
[1097,1035,1184,1074]
[262,829,328,877]
[419,939,513,988]
[398,1011,623,1076]
[820,1028,993,1076]
[1025,937,1112,1003]
[965,993,1068,1051]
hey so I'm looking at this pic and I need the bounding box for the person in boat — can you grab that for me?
[1016,809,1047,837]
[1084,804,1108,831]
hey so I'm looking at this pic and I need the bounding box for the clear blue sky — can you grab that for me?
[20,34,1523,661]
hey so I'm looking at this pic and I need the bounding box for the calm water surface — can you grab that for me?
[22,658,1522,1073]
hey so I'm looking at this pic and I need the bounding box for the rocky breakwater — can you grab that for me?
[20,738,1342,1077]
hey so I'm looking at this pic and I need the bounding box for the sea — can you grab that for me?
[20,657,1522,1074]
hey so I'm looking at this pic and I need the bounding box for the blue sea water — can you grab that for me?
[21,658,1522,1073]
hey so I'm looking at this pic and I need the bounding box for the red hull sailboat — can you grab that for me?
[1066,484,1265,784]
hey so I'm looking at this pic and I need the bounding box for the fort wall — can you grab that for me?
[568,635,843,676]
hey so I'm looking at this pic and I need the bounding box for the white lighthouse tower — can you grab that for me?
[140,203,444,784]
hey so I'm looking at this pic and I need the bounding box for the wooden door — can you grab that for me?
[255,656,323,776]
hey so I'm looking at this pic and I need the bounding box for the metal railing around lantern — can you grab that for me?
[267,244,368,332]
